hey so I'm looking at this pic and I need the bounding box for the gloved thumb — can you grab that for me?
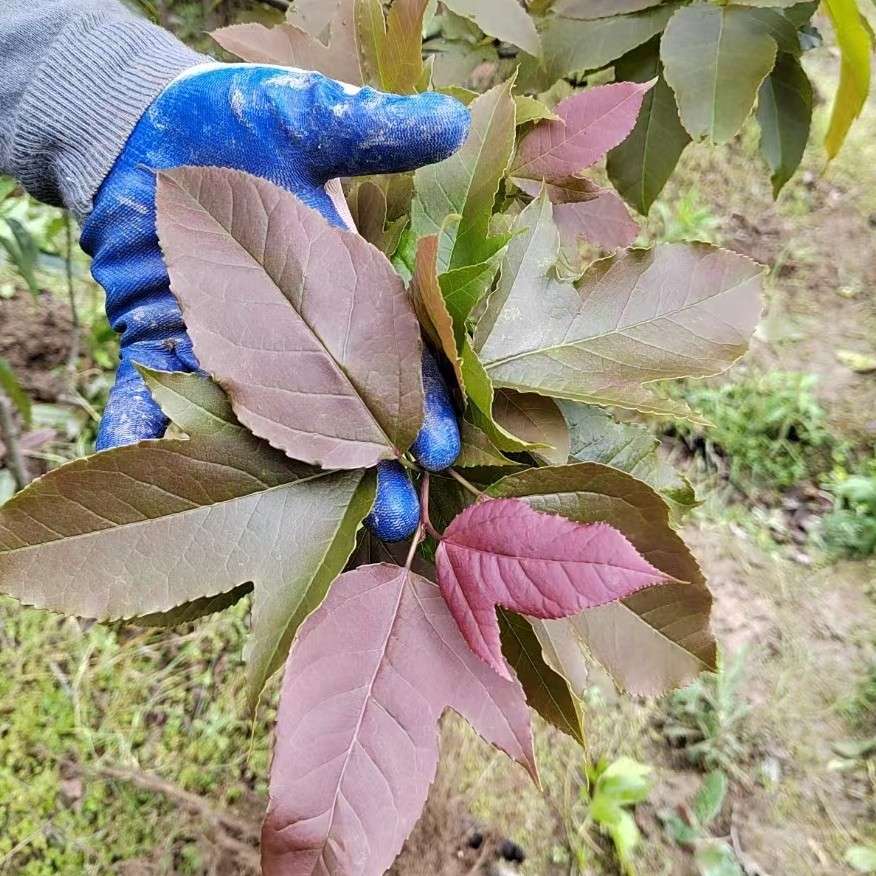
[289,77,470,181]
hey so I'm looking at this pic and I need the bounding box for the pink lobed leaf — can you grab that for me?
[436,497,670,678]
[511,80,655,181]
[261,562,536,876]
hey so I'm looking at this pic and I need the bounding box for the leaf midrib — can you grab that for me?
[0,466,332,557]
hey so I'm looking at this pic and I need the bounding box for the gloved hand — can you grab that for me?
[79,63,467,542]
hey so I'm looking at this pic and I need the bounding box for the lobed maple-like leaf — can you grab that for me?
[0,369,374,706]
[435,497,669,678]
[512,81,654,182]
[261,562,536,876]
[156,166,423,470]
[474,193,763,418]
[212,0,363,84]
[488,463,715,695]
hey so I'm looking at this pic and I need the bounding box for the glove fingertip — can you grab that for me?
[366,460,420,542]
[411,349,461,473]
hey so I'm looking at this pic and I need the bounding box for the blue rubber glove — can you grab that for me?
[79,63,466,542]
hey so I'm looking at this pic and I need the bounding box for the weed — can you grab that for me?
[567,756,654,875]
[822,458,876,558]
[666,370,834,493]
[650,188,723,245]
[661,651,751,775]
[660,771,745,876]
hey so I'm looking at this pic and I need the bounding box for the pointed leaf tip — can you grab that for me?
[436,497,671,678]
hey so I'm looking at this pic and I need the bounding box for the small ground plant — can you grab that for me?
[662,651,752,776]
[667,370,833,493]
[822,457,876,557]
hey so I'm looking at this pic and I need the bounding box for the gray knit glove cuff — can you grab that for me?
[8,7,207,219]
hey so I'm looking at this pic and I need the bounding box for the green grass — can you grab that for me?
[665,370,836,494]
[0,596,270,874]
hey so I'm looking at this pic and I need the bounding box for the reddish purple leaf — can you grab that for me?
[436,498,669,679]
[262,563,536,876]
[511,81,655,181]
[156,167,424,470]
[515,176,638,250]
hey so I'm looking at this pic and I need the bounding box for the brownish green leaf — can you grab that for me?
[355,0,429,93]
[442,0,541,56]
[412,234,467,396]
[156,166,423,470]
[456,419,515,467]
[493,390,570,464]
[489,463,716,694]
[823,0,872,159]
[212,0,363,84]
[516,176,639,250]
[461,338,537,453]
[554,0,664,17]
[661,4,778,144]
[499,608,585,744]
[559,400,696,518]
[607,39,691,215]
[757,53,812,197]
[0,368,375,707]
[474,194,762,417]
[411,79,516,270]
[538,3,678,82]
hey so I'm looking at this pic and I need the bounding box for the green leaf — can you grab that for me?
[498,608,585,745]
[823,0,872,159]
[0,357,31,428]
[846,844,876,873]
[661,4,778,144]
[456,419,515,467]
[538,3,678,82]
[411,78,517,270]
[695,840,744,876]
[757,52,812,196]
[560,401,696,519]
[0,368,375,708]
[514,94,559,126]
[441,0,541,56]
[474,193,763,417]
[488,463,716,695]
[596,756,653,805]
[607,38,691,215]
[355,0,429,93]
[692,770,728,827]
[461,338,536,452]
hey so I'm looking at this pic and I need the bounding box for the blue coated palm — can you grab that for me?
[80,63,468,541]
